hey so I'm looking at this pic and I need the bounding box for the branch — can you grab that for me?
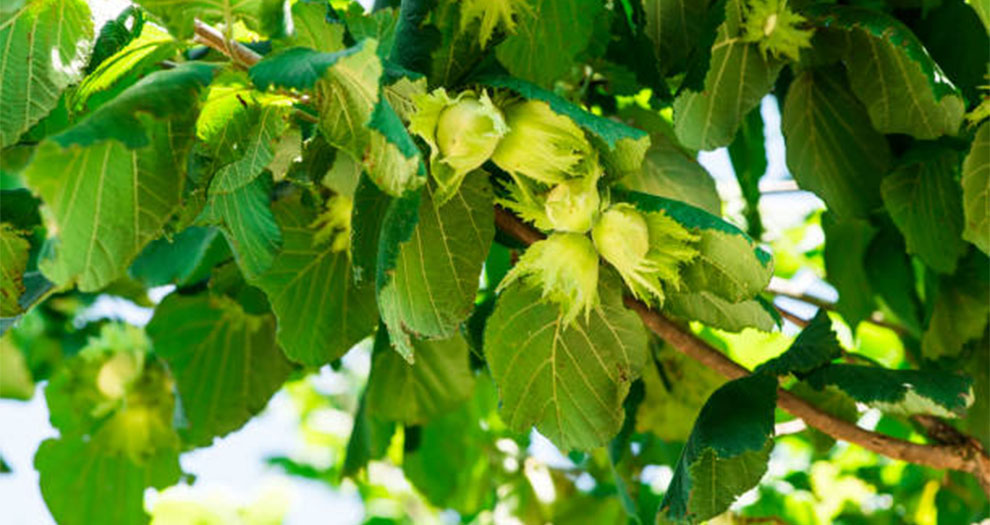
[767,283,906,335]
[494,207,990,494]
[193,19,262,67]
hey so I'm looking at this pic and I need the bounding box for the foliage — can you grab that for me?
[0,0,987,523]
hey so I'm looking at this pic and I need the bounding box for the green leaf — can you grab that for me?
[129,226,229,287]
[864,225,923,336]
[199,172,282,280]
[687,444,775,521]
[881,144,966,274]
[289,1,346,52]
[962,121,989,255]
[476,75,649,151]
[659,374,776,522]
[85,6,143,75]
[341,2,397,57]
[53,63,216,149]
[619,134,721,216]
[364,96,427,196]
[970,0,990,31]
[728,107,766,238]
[822,213,876,329]
[665,292,777,332]
[0,333,34,399]
[0,224,29,317]
[351,175,391,284]
[756,309,841,376]
[789,382,859,452]
[250,45,368,91]
[495,0,603,88]
[342,389,396,478]
[36,437,181,525]
[921,254,990,360]
[389,0,437,74]
[424,0,480,87]
[147,293,293,446]
[253,194,378,366]
[0,0,93,147]
[805,364,974,418]
[208,104,292,190]
[25,126,190,292]
[681,229,774,303]
[673,0,781,151]
[291,39,425,197]
[69,24,180,115]
[134,0,283,39]
[636,345,727,442]
[378,176,494,358]
[484,276,648,451]
[913,0,989,105]
[615,189,771,264]
[615,189,773,302]
[781,68,890,219]
[805,5,965,139]
[366,329,476,424]
[403,374,498,515]
[315,39,382,161]
[642,0,709,77]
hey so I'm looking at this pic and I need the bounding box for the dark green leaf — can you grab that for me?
[252,194,378,366]
[342,389,396,478]
[495,0,603,88]
[805,364,974,418]
[403,374,498,515]
[805,5,965,139]
[881,144,966,274]
[199,173,282,280]
[366,329,476,424]
[250,45,368,91]
[378,176,493,358]
[659,374,777,522]
[822,213,876,329]
[921,253,990,360]
[673,0,781,151]
[147,293,294,447]
[781,68,889,219]
[756,309,841,376]
[728,107,766,238]
[129,227,229,288]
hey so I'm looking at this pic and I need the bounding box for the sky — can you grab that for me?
[0,2,831,521]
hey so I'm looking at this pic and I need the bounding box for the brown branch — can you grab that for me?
[494,207,990,494]
[767,285,906,335]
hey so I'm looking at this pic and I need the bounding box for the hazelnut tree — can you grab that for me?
[1,0,988,523]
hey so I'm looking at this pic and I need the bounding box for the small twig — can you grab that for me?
[494,207,990,495]
[192,19,261,68]
[768,285,907,335]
